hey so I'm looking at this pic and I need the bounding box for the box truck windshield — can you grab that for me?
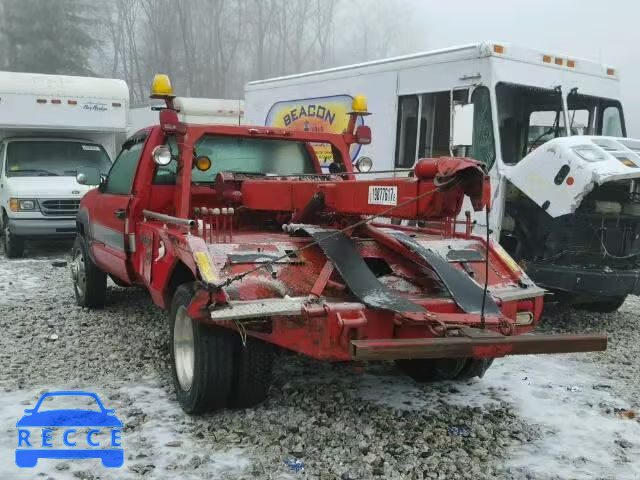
[496,82,626,163]
[5,141,112,178]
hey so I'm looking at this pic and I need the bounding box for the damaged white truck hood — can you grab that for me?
[503,136,640,218]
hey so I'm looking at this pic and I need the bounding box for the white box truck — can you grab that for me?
[246,42,640,311]
[0,71,129,257]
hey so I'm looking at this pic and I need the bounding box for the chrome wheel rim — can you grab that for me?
[174,306,195,392]
[71,247,86,297]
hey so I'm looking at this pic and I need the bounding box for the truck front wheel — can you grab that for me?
[170,284,234,414]
[71,235,106,308]
[2,215,24,258]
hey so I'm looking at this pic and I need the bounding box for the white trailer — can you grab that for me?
[246,42,640,310]
[0,71,129,257]
[128,97,244,136]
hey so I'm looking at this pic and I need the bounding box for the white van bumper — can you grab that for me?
[7,217,76,238]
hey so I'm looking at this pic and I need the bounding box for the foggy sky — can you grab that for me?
[380,0,640,135]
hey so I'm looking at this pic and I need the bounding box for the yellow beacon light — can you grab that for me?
[351,95,368,114]
[150,74,175,99]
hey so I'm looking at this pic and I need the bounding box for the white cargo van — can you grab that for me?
[246,42,640,311]
[0,71,129,257]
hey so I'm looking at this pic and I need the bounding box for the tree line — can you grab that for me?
[0,0,408,104]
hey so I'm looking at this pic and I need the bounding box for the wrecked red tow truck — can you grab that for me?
[71,74,606,413]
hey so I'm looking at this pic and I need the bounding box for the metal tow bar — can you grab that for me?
[350,330,607,361]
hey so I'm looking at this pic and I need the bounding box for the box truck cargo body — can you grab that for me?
[246,42,640,310]
[0,71,129,257]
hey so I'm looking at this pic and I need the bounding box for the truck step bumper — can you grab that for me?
[350,331,607,361]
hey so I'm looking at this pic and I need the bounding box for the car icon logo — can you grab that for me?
[15,391,124,468]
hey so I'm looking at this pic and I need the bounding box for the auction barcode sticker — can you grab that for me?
[368,186,398,206]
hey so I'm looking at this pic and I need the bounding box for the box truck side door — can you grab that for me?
[90,136,145,281]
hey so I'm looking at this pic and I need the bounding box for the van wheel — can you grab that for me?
[228,335,274,408]
[71,235,106,308]
[170,284,234,414]
[2,217,24,258]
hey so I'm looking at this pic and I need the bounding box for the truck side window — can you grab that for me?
[394,96,419,168]
[602,105,624,137]
[469,87,496,169]
[395,90,467,168]
[104,139,145,195]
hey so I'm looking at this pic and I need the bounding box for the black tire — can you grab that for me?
[397,357,493,382]
[2,215,25,258]
[71,235,106,308]
[229,335,274,409]
[456,358,494,380]
[573,295,626,313]
[396,357,467,382]
[170,284,234,414]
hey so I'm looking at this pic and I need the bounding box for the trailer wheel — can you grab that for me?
[573,295,626,313]
[396,358,467,382]
[170,283,233,414]
[71,235,106,308]
[2,216,24,258]
[228,336,274,409]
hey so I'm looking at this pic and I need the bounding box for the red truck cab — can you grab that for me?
[71,75,606,414]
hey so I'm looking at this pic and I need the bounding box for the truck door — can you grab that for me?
[394,89,472,173]
[90,135,146,281]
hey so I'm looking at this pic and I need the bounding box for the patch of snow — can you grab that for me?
[349,355,640,479]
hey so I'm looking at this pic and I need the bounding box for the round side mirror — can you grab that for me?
[76,172,87,185]
[354,156,373,173]
[152,145,172,166]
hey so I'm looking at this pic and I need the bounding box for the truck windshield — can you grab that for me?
[5,140,112,177]
[496,82,625,164]
[154,135,319,184]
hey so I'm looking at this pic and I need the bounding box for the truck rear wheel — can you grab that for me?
[71,235,106,308]
[396,358,467,382]
[397,357,493,382]
[228,336,274,409]
[2,217,24,258]
[574,295,626,313]
[170,284,234,414]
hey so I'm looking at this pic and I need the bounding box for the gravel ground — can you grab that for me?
[1,241,639,480]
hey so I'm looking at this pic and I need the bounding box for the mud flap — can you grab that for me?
[388,231,501,315]
[297,227,425,313]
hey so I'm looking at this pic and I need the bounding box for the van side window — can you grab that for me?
[469,87,496,169]
[104,138,145,195]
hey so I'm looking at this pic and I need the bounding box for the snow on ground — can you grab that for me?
[1,241,639,479]
[291,355,640,479]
